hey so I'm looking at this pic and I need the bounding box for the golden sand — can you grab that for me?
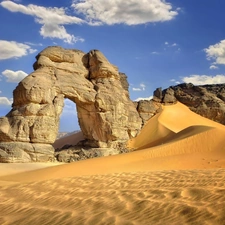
[1,102,225,224]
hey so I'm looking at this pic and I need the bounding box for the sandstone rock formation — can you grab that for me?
[0,46,142,162]
[1,46,225,163]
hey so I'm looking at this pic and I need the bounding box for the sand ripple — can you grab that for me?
[1,169,225,224]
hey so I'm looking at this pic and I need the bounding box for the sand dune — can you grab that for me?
[1,102,225,224]
[128,102,225,150]
[53,131,84,149]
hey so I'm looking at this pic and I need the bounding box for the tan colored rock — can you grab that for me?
[136,100,162,125]
[0,46,142,162]
[0,142,54,163]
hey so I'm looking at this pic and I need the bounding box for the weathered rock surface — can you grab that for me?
[0,46,142,162]
[55,145,126,163]
[135,100,162,125]
[152,83,225,125]
[0,142,55,163]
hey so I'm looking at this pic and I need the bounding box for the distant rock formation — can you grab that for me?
[151,83,225,125]
[57,131,80,140]
[0,46,142,162]
[133,83,225,128]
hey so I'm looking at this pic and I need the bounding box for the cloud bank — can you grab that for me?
[205,39,225,68]
[72,0,178,25]
[0,1,84,44]
[0,0,178,43]
[62,99,77,116]
[0,40,36,60]
[2,69,28,83]
[132,83,146,91]
[135,96,153,102]
[0,97,13,106]
[182,74,225,85]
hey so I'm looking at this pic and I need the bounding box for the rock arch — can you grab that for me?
[0,47,142,162]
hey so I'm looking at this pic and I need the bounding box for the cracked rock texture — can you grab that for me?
[0,46,142,162]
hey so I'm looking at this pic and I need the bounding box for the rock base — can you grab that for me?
[0,142,55,163]
[55,145,128,163]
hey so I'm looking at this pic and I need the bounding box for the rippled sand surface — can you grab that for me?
[1,102,225,224]
[1,169,225,225]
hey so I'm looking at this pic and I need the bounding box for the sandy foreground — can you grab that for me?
[1,102,225,224]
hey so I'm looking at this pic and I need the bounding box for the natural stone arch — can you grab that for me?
[0,46,142,162]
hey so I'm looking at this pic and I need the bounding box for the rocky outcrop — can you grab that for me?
[55,145,128,163]
[0,46,142,162]
[135,100,162,126]
[151,83,225,125]
[153,87,177,104]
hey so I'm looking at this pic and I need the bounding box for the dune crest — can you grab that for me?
[128,102,225,150]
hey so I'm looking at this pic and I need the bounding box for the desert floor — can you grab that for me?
[0,102,225,225]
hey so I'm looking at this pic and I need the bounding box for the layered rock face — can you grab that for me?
[0,46,142,162]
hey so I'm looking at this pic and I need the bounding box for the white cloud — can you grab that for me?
[140,83,146,91]
[182,74,225,85]
[40,24,84,43]
[0,1,84,44]
[132,83,146,91]
[135,96,153,101]
[210,65,219,70]
[170,79,180,84]
[0,40,37,60]
[1,1,178,42]
[2,69,28,83]
[132,88,142,91]
[165,41,178,47]
[0,97,13,106]
[151,51,160,55]
[62,99,77,115]
[204,39,225,66]
[72,0,178,25]
[24,42,43,46]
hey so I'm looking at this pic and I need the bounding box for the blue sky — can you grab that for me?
[1,0,225,132]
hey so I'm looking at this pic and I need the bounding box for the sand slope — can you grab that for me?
[128,102,225,150]
[53,131,84,149]
[1,102,225,181]
[1,102,225,224]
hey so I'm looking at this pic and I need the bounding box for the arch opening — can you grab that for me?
[59,99,79,133]
[53,98,84,149]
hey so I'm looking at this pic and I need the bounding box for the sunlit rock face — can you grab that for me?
[0,46,142,162]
